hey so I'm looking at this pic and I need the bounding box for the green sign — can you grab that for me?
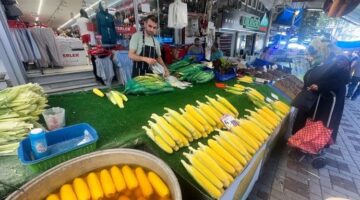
[240,16,260,30]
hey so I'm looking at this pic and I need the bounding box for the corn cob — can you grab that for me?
[214,135,248,165]
[234,84,246,90]
[245,115,271,134]
[92,88,104,97]
[215,94,239,116]
[207,139,243,173]
[148,121,177,149]
[179,108,205,136]
[195,107,217,127]
[122,165,139,190]
[230,126,260,150]
[184,152,224,189]
[105,92,117,105]
[111,91,124,108]
[110,165,127,192]
[197,101,222,125]
[225,89,243,95]
[238,119,266,142]
[246,109,274,130]
[73,177,91,200]
[255,108,278,127]
[163,114,193,140]
[181,160,223,199]
[113,91,128,101]
[261,106,282,122]
[218,129,255,156]
[190,147,232,187]
[272,101,290,115]
[205,95,234,116]
[100,169,116,198]
[151,114,184,146]
[143,126,173,154]
[198,142,236,176]
[60,184,77,200]
[46,194,60,200]
[164,108,198,138]
[184,104,211,126]
[135,167,153,197]
[148,171,170,197]
[86,172,104,200]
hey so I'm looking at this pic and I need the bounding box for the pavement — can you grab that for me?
[249,98,360,200]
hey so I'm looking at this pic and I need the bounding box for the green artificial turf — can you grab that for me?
[0,80,289,198]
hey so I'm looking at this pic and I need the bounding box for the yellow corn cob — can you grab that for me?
[86,172,104,200]
[179,108,205,136]
[246,109,274,130]
[214,135,248,165]
[185,104,211,126]
[99,169,116,198]
[46,194,60,200]
[184,152,224,189]
[105,92,117,105]
[247,120,269,139]
[239,119,266,142]
[190,147,232,187]
[122,165,139,190]
[135,167,154,197]
[151,114,184,146]
[198,142,236,176]
[148,121,176,149]
[207,139,243,173]
[118,195,130,200]
[147,171,170,197]
[205,96,234,116]
[247,88,265,101]
[73,177,91,200]
[255,108,278,127]
[245,115,272,134]
[110,165,127,192]
[163,114,193,140]
[234,84,245,89]
[197,101,222,125]
[143,126,174,153]
[92,88,104,97]
[218,130,254,157]
[261,106,282,122]
[203,102,223,119]
[113,91,128,102]
[215,94,239,116]
[60,184,77,200]
[196,107,217,127]
[111,91,124,108]
[231,126,260,149]
[272,101,290,115]
[181,160,223,199]
[164,108,199,136]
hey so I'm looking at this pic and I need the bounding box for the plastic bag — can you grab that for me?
[42,107,65,131]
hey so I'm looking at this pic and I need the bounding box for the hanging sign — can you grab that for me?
[116,26,136,35]
[221,9,267,32]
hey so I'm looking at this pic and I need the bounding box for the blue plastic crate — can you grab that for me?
[18,123,98,172]
[215,68,237,82]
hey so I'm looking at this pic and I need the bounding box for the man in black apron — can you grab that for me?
[128,15,169,77]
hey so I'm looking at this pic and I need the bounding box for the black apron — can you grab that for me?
[132,32,158,77]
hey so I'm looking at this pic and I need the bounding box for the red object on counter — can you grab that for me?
[215,82,226,89]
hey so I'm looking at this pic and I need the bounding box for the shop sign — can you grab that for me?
[240,16,260,30]
[116,26,136,35]
[221,9,267,32]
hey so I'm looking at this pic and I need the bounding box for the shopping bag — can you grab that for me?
[287,119,333,154]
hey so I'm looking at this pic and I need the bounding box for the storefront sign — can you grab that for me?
[116,26,136,35]
[221,9,268,32]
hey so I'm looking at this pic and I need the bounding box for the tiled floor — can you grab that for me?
[249,98,360,200]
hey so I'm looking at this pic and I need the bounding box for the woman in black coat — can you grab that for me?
[292,44,351,142]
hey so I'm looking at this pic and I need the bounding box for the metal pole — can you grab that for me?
[157,0,161,36]
[133,0,140,30]
[263,9,273,49]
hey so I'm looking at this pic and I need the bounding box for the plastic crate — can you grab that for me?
[18,123,98,172]
[215,68,237,82]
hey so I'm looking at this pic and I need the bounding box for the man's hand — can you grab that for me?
[142,57,157,65]
[307,84,318,91]
[163,67,170,77]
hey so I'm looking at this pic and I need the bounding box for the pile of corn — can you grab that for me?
[0,83,47,155]
[46,165,171,200]
[181,98,290,198]
[237,75,253,84]
[125,74,174,95]
[143,95,239,153]
[93,88,128,109]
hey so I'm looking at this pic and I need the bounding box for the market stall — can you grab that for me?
[0,76,291,199]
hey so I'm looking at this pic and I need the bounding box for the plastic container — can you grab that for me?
[29,128,49,159]
[42,107,65,130]
[215,68,237,82]
[18,123,98,172]
[8,149,182,200]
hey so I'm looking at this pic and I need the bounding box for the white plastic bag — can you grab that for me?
[42,107,65,131]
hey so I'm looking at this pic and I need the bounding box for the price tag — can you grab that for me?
[265,97,273,103]
[255,77,267,84]
[271,93,279,100]
[221,115,239,130]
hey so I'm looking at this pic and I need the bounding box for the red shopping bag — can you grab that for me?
[288,119,334,154]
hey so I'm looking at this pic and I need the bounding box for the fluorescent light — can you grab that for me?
[37,0,43,15]
[306,8,323,11]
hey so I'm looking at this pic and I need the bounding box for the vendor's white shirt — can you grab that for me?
[76,17,90,36]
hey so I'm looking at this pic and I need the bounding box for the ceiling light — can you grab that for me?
[37,0,43,15]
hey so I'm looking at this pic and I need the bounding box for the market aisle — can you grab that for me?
[249,98,360,200]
